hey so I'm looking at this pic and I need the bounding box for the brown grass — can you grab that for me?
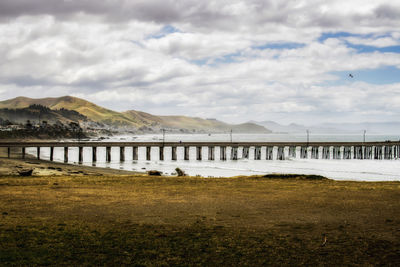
[1,175,400,265]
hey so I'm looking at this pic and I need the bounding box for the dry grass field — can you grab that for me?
[1,173,400,266]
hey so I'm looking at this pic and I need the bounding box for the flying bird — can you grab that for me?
[349,73,354,78]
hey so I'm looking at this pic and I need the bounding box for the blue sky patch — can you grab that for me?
[319,32,399,53]
[190,52,242,66]
[147,25,181,39]
[347,43,400,53]
[326,66,400,86]
[253,42,305,50]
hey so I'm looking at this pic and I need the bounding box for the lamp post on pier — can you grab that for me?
[161,129,166,144]
[363,130,366,143]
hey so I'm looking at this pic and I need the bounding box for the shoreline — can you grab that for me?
[2,143,400,181]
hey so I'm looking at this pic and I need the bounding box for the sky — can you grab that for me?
[0,0,400,125]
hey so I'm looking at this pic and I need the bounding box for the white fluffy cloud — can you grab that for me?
[0,0,400,124]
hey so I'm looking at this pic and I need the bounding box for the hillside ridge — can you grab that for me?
[0,96,271,133]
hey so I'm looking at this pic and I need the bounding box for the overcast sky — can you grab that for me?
[0,0,400,125]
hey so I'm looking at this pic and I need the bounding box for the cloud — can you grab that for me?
[0,0,400,125]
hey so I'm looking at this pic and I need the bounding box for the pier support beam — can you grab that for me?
[322,147,330,159]
[364,146,372,159]
[50,147,54,161]
[288,146,296,158]
[354,146,363,159]
[106,146,111,162]
[231,147,238,160]
[120,146,125,162]
[277,146,285,160]
[284,146,289,159]
[254,146,261,160]
[159,146,164,161]
[132,147,138,160]
[146,147,151,161]
[79,147,83,163]
[92,147,97,162]
[37,147,41,160]
[384,146,392,160]
[343,147,351,159]
[335,147,342,159]
[220,146,227,160]
[7,147,10,158]
[374,146,382,160]
[266,146,273,160]
[172,147,177,160]
[300,147,307,159]
[208,146,214,160]
[242,147,249,159]
[22,147,25,159]
[64,147,68,163]
[196,147,202,160]
[311,146,318,159]
[184,146,189,160]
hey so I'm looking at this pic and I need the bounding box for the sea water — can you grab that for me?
[27,133,400,181]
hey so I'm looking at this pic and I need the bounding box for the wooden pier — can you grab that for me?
[1,141,400,162]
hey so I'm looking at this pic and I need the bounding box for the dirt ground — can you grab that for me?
[1,170,400,265]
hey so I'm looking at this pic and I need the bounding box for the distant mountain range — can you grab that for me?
[2,96,397,135]
[0,96,271,133]
[252,120,400,134]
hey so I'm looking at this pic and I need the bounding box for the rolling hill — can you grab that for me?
[0,96,271,133]
[0,96,143,127]
[0,104,87,125]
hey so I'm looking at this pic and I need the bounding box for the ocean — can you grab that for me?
[27,133,400,181]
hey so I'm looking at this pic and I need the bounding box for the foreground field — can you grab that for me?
[1,174,400,266]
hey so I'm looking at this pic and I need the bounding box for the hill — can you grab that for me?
[0,96,271,133]
[0,96,139,127]
[157,116,270,133]
[0,104,87,124]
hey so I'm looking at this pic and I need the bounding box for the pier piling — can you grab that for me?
[196,147,202,160]
[120,147,125,162]
[64,147,68,163]
[172,147,177,160]
[132,147,138,160]
[184,146,189,160]
[92,147,97,162]
[208,146,214,160]
[220,146,226,160]
[159,146,164,161]
[50,147,54,161]
[106,147,111,162]
[79,147,83,163]
[146,147,151,161]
